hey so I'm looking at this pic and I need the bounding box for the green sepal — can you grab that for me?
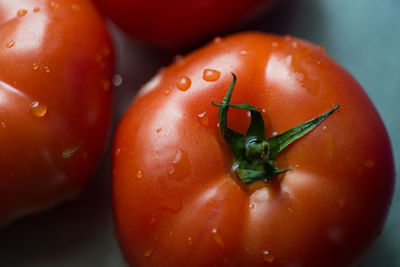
[213,73,339,184]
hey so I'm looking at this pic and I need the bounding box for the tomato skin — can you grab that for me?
[0,0,113,225]
[113,32,394,266]
[92,0,277,48]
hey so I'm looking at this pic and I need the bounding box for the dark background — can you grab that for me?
[1,0,399,266]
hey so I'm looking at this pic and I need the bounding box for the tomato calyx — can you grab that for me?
[212,73,339,184]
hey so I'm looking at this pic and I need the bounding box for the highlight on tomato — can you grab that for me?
[0,0,113,226]
[113,32,394,266]
[92,0,279,48]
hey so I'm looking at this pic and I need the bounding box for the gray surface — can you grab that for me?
[0,0,399,266]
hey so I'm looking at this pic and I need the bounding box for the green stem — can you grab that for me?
[213,73,339,184]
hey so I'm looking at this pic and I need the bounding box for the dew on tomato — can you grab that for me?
[50,1,60,9]
[197,111,209,127]
[136,170,143,179]
[17,9,27,17]
[29,101,47,117]
[364,158,376,168]
[187,236,193,246]
[176,76,191,91]
[101,79,110,91]
[33,7,40,12]
[144,247,153,258]
[158,196,182,213]
[203,69,221,82]
[32,63,39,70]
[263,250,275,263]
[62,143,82,159]
[5,40,15,48]
[211,228,225,249]
[168,149,191,180]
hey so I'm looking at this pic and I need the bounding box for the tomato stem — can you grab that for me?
[212,73,339,184]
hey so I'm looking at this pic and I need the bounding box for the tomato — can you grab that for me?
[0,0,113,225]
[92,0,278,48]
[113,32,394,266]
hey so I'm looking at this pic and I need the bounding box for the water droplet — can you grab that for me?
[115,148,121,156]
[1,121,6,128]
[263,250,275,263]
[288,207,293,213]
[291,41,298,48]
[149,214,156,224]
[168,149,191,180]
[5,40,15,48]
[197,112,209,127]
[261,108,266,113]
[144,247,153,258]
[322,125,327,131]
[187,236,193,246]
[336,198,346,209]
[62,143,82,158]
[33,7,40,12]
[211,228,225,249]
[176,76,191,91]
[44,66,51,73]
[364,159,375,168]
[271,131,278,137]
[32,63,39,71]
[30,101,47,117]
[50,1,60,9]
[101,79,110,91]
[239,50,250,56]
[164,89,171,95]
[214,37,222,43]
[159,196,182,213]
[17,9,27,17]
[249,203,255,209]
[112,74,123,87]
[203,69,221,82]
[71,4,81,11]
[156,128,162,133]
[136,170,143,179]
[272,42,279,48]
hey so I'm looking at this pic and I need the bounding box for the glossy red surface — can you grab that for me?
[0,0,113,225]
[113,32,394,266]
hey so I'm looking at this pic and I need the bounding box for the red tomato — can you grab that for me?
[113,32,394,266]
[0,0,113,225]
[92,0,278,48]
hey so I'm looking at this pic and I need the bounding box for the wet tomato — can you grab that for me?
[0,0,113,225]
[92,0,278,48]
[113,32,394,266]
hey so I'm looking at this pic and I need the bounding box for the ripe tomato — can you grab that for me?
[113,32,394,266]
[92,0,278,48]
[0,0,113,225]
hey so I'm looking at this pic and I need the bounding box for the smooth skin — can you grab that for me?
[0,0,113,225]
[92,0,278,48]
[113,32,394,266]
